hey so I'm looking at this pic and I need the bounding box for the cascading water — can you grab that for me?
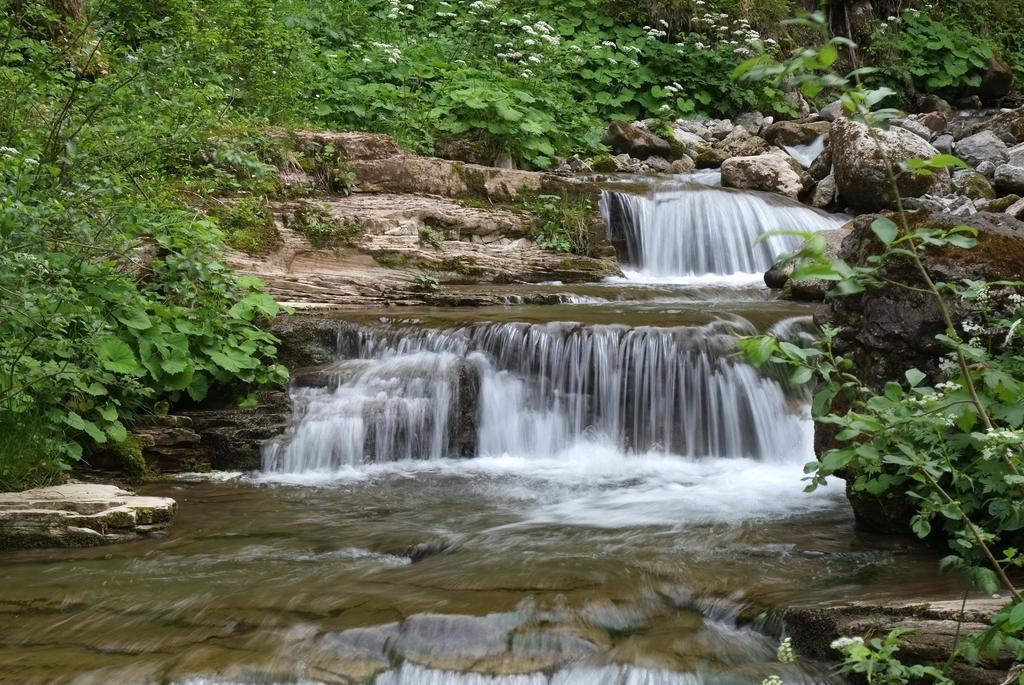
[262,319,810,473]
[599,177,847,279]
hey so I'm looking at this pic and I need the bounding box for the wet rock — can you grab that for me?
[181,390,291,471]
[669,155,695,174]
[403,539,458,563]
[785,598,1014,685]
[954,130,1009,168]
[721,153,804,200]
[0,483,175,550]
[806,144,833,182]
[808,174,837,209]
[831,118,949,212]
[643,155,672,173]
[693,143,729,168]
[602,121,673,160]
[994,163,1024,195]
[814,210,1024,532]
[763,120,831,147]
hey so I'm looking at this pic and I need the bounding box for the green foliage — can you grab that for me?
[831,630,953,685]
[923,0,1024,83]
[526,194,594,255]
[865,11,996,99]
[0,4,292,490]
[419,227,444,250]
[289,207,362,248]
[737,21,1024,679]
[211,197,282,255]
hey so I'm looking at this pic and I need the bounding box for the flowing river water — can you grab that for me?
[0,175,955,684]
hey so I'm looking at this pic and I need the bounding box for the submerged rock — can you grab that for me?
[0,483,175,550]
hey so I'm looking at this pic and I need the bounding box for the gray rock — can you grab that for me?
[720,153,804,199]
[819,100,845,122]
[986,106,1024,145]
[601,120,673,160]
[896,117,934,142]
[734,111,766,135]
[831,118,949,212]
[714,126,769,158]
[954,130,1009,167]
[977,160,997,178]
[1007,142,1024,166]
[932,134,954,154]
[706,118,735,140]
[994,163,1024,194]
[669,128,706,155]
[1005,197,1024,220]
[643,155,671,172]
[0,483,176,550]
[809,174,837,208]
[669,155,695,174]
[764,119,832,147]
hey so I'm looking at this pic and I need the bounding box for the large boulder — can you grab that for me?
[814,210,1024,533]
[953,130,1008,168]
[979,54,1015,102]
[602,120,673,160]
[831,118,949,212]
[720,153,804,199]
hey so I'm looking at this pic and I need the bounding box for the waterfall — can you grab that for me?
[599,180,847,279]
[783,134,827,168]
[262,320,810,473]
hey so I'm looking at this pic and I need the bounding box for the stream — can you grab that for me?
[0,175,955,684]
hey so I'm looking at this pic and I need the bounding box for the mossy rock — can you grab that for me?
[109,436,148,485]
[983,194,1021,212]
[952,171,995,200]
[590,154,618,173]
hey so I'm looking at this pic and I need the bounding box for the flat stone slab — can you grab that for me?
[0,483,175,551]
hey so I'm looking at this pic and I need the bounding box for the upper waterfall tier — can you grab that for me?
[262,319,812,473]
[600,179,847,279]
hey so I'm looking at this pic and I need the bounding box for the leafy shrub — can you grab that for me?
[865,11,995,99]
[527,194,594,255]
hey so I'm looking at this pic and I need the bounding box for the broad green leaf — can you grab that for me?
[95,338,140,375]
[870,217,899,246]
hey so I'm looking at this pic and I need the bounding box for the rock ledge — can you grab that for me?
[0,483,175,550]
